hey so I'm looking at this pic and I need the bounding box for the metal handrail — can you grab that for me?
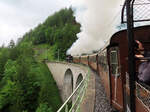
[135,57,150,60]
[136,82,150,111]
[136,82,150,94]
[69,83,86,112]
[57,69,90,112]
[57,80,84,112]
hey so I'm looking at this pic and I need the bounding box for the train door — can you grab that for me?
[108,46,124,111]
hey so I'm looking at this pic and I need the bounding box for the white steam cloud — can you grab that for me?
[67,0,125,56]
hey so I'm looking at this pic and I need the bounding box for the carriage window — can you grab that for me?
[110,51,119,75]
[93,57,96,62]
[90,56,96,62]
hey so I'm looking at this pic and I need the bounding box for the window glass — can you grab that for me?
[110,51,118,64]
[110,50,119,75]
[90,56,96,62]
[98,49,108,71]
[93,56,96,62]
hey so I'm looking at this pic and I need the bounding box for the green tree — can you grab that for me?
[36,103,52,112]
[8,39,15,48]
[13,56,40,112]
[0,80,17,111]
[0,49,9,80]
[0,7,80,112]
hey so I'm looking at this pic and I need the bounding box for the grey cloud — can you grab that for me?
[0,0,71,46]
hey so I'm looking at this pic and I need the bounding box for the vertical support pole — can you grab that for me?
[46,48,48,60]
[126,0,136,112]
[65,104,68,112]
[96,54,99,73]
[58,49,60,61]
[87,56,89,66]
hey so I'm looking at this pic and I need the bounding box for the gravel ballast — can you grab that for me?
[94,72,114,112]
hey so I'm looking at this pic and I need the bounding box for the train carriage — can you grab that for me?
[71,0,150,111]
[73,56,80,63]
[88,53,98,71]
[72,25,150,112]
[80,55,89,65]
[97,47,110,101]
[109,26,150,112]
[97,25,150,111]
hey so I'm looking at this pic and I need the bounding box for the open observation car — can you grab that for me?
[71,0,150,111]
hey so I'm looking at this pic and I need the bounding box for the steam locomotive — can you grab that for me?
[67,25,150,112]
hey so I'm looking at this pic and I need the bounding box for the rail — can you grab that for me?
[57,69,90,112]
[136,82,150,111]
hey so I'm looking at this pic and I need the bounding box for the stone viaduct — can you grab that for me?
[46,61,95,111]
[47,62,88,100]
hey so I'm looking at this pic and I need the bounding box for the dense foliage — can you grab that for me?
[21,8,80,60]
[0,8,80,112]
[0,42,62,112]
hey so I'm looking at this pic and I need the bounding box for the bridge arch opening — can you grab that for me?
[63,68,73,101]
[76,73,83,88]
[73,73,83,110]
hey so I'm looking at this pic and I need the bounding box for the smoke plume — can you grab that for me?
[67,0,125,56]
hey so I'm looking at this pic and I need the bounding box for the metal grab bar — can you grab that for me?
[135,57,150,60]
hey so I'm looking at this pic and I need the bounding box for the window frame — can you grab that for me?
[110,49,119,75]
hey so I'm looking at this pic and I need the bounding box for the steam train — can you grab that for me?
[67,25,150,112]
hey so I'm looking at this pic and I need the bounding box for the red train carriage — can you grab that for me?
[72,25,150,112]
[98,26,150,112]
[108,25,150,112]
[80,55,89,65]
[88,53,98,71]
[71,0,150,111]
[97,47,110,101]
[73,56,80,63]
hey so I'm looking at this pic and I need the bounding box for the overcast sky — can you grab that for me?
[0,0,71,46]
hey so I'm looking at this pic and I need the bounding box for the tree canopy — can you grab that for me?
[0,7,80,112]
[21,8,80,60]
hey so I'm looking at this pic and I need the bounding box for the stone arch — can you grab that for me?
[73,73,83,109]
[63,68,73,101]
[76,73,83,87]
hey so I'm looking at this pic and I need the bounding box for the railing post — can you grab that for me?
[126,0,136,111]
[65,104,68,112]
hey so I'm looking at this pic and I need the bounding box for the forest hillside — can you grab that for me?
[0,8,80,112]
